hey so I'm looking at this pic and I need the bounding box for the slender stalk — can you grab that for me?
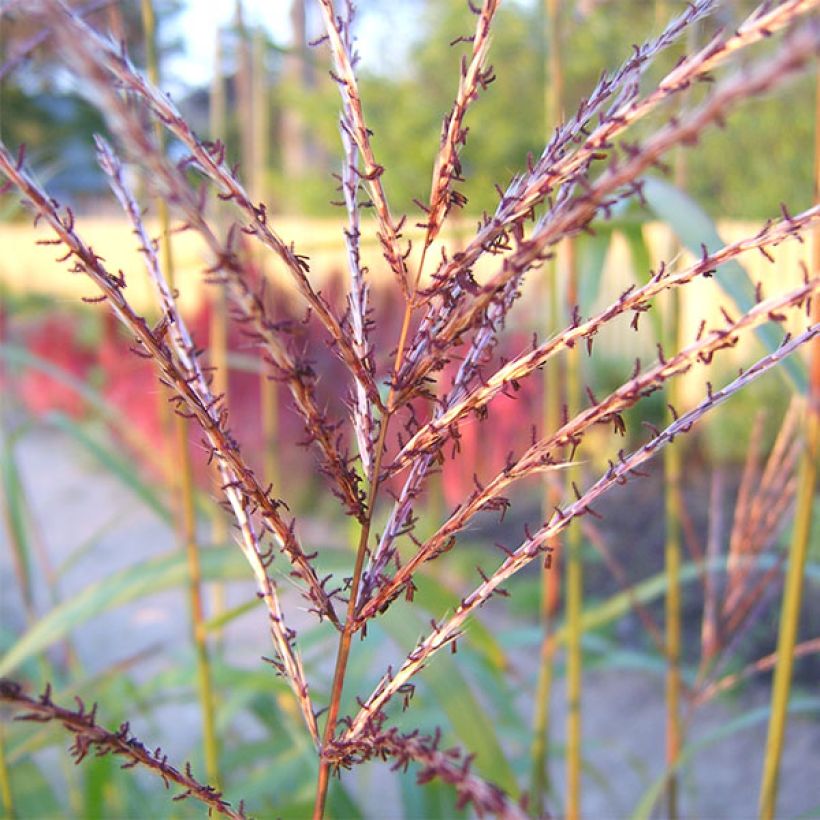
[251,28,268,205]
[209,22,230,636]
[563,240,583,820]
[532,0,564,812]
[662,157,686,820]
[0,725,12,819]
[234,1,253,195]
[141,0,219,787]
[535,9,585,812]
[313,418,388,820]
[314,246,428,816]
[659,8,693,811]
[663,361,683,820]
[314,243,432,820]
[758,63,820,820]
[244,16,279,494]
[758,407,817,820]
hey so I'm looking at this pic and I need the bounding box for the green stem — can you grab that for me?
[565,519,583,820]
[758,409,817,819]
[209,23,229,638]
[660,9,693,810]
[0,725,13,819]
[758,63,820,820]
[563,240,583,820]
[141,0,220,787]
[313,410,392,820]
[664,363,683,820]
[249,25,279,494]
[177,415,220,786]
[531,1,565,812]
[664,224,684,820]
[313,243,431,819]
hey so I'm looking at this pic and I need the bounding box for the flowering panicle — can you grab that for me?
[1,0,818,815]
[0,680,247,818]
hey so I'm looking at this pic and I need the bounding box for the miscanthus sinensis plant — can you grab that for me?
[0,0,818,817]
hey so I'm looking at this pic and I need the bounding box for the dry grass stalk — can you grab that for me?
[0,143,324,741]
[396,0,816,401]
[0,680,245,818]
[687,397,803,689]
[43,4,366,522]
[423,0,499,250]
[317,0,413,296]
[724,403,802,607]
[334,0,376,481]
[1,0,819,815]
[694,637,820,707]
[343,324,818,746]
[386,205,819,479]
[38,0,381,411]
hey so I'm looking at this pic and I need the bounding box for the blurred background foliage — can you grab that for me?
[0,0,814,219]
[0,1,818,818]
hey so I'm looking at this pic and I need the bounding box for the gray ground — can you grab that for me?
[1,427,818,818]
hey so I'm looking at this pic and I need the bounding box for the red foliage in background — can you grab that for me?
[16,316,96,419]
[10,283,540,511]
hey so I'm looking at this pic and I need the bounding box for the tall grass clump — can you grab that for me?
[0,1,818,817]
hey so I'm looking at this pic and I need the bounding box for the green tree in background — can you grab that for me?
[0,0,813,219]
[0,1,182,209]
[271,0,813,219]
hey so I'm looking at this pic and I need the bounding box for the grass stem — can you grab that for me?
[663,233,684,820]
[313,241,432,819]
[563,238,582,820]
[141,0,220,787]
[0,725,13,819]
[757,405,817,819]
[532,2,565,812]
[660,11,694,809]
[758,63,820,820]
[208,23,229,637]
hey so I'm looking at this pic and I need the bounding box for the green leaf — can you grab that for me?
[0,432,34,611]
[48,412,172,523]
[641,176,806,392]
[577,229,613,314]
[381,608,519,797]
[203,598,259,633]
[2,760,61,818]
[0,546,248,676]
[501,558,820,651]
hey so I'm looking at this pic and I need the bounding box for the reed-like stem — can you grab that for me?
[313,417,388,820]
[563,239,583,820]
[5,4,819,816]
[251,27,279,495]
[531,1,564,811]
[314,244,433,819]
[141,0,219,786]
[209,21,230,636]
[661,9,693,807]
[758,62,820,820]
[757,405,817,820]
[663,352,683,820]
[0,725,12,819]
